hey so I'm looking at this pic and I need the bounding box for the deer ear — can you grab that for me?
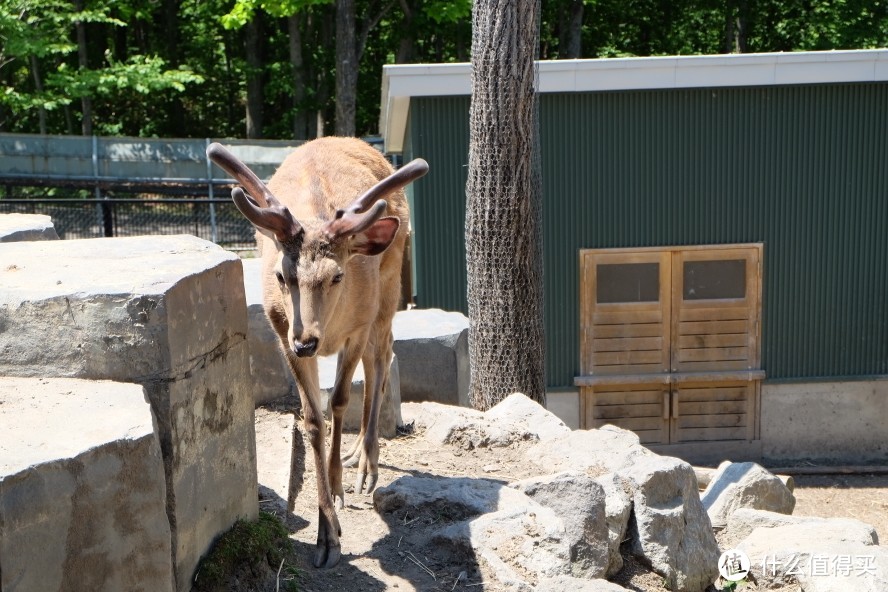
[350,217,400,257]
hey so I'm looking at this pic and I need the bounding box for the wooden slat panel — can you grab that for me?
[678,400,747,415]
[593,323,664,338]
[678,347,750,363]
[679,307,749,322]
[593,416,665,432]
[678,386,748,402]
[593,350,663,366]
[593,389,664,406]
[591,363,666,375]
[677,414,745,429]
[678,334,748,349]
[675,426,748,442]
[679,320,748,335]
[595,403,663,420]
[676,360,751,372]
[593,337,663,352]
[593,310,662,325]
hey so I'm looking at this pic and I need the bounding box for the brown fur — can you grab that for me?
[217,137,421,569]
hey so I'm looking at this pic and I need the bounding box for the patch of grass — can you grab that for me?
[193,511,297,592]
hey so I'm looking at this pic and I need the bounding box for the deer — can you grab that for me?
[207,137,428,569]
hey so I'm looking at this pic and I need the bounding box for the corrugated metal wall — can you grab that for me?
[407,83,888,387]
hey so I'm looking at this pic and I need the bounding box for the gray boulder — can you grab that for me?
[528,427,719,591]
[0,377,172,592]
[241,258,295,405]
[0,235,258,592]
[731,511,883,590]
[511,471,610,579]
[594,472,633,576]
[537,576,631,591]
[622,455,720,592]
[374,475,572,591]
[392,308,469,407]
[701,461,796,528]
[0,213,59,242]
[403,392,569,450]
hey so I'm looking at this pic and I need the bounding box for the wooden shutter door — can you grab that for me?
[578,250,671,444]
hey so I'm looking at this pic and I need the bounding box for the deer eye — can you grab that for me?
[275,271,285,285]
[332,273,344,284]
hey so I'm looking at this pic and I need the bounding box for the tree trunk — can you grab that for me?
[335,0,357,136]
[245,16,264,139]
[74,0,92,136]
[29,55,47,135]
[288,14,309,139]
[559,0,583,58]
[465,0,545,410]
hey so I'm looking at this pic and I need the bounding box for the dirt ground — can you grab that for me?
[253,402,888,592]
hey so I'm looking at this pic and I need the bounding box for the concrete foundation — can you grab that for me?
[0,235,258,591]
[544,379,888,465]
[0,377,173,592]
[761,379,888,464]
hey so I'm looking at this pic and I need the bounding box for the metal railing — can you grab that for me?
[0,196,257,252]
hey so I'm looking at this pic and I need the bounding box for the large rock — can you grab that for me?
[317,353,402,438]
[621,455,720,592]
[0,212,59,242]
[403,392,569,449]
[241,258,294,405]
[700,461,796,528]
[392,308,469,406]
[375,475,573,591]
[537,576,631,591]
[593,472,633,577]
[528,427,719,591]
[511,471,610,579]
[0,377,173,592]
[723,508,879,550]
[0,235,258,592]
[729,510,884,590]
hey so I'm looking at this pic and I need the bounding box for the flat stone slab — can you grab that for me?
[0,377,173,592]
[0,235,258,591]
[0,213,59,242]
[392,308,469,407]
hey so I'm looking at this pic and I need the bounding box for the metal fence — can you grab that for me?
[0,195,257,252]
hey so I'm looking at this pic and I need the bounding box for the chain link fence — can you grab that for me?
[1,188,257,253]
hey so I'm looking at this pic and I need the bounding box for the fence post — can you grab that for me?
[205,138,218,244]
[92,135,114,237]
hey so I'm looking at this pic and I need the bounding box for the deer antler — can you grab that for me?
[323,158,429,241]
[207,142,303,242]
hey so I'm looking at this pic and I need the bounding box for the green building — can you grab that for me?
[380,50,888,464]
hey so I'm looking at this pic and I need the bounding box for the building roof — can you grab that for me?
[380,49,888,153]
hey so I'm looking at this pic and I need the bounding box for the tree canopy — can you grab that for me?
[2,0,886,138]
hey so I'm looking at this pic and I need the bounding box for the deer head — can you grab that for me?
[207,142,428,358]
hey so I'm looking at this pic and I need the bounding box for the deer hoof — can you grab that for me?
[313,543,341,569]
[355,471,379,495]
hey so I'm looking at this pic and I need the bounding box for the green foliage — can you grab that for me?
[2,0,887,137]
[193,511,297,592]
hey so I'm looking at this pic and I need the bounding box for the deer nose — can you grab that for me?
[294,337,318,358]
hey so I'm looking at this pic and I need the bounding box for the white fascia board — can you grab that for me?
[380,50,888,153]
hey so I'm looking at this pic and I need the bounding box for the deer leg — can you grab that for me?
[354,332,391,495]
[328,340,364,509]
[288,356,342,569]
[341,382,372,468]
